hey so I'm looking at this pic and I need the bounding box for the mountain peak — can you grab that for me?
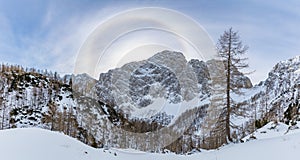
[272,55,300,74]
[148,50,186,61]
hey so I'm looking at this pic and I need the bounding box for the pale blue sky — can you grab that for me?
[0,0,299,84]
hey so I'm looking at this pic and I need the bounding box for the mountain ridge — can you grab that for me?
[0,51,299,153]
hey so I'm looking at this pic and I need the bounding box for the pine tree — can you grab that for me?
[217,27,249,142]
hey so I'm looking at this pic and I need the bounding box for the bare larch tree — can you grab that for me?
[217,27,249,142]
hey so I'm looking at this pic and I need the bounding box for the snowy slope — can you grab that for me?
[1,124,300,160]
[242,122,291,141]
[0,128,119,160]
[200,130,300,160]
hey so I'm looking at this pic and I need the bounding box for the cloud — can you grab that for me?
[0,1,146,76]
[0,1,114,75]
[185,0,300,84]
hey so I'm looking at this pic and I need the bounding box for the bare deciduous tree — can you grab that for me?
[217,27,249,142]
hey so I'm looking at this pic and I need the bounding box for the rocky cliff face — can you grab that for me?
[241,56,300,125]
[96,51,200,117]
[218,56,300,145]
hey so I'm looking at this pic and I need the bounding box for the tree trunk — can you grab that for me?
[226,29,232,142]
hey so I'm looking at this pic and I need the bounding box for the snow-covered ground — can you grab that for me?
[1,122,300,160]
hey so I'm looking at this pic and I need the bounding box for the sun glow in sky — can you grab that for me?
[0,0,299,84]
[74,7,216,78]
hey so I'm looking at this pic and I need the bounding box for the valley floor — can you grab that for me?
[0,122,300,160]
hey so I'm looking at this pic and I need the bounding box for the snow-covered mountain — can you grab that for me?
[94,50,253,151]
[96,51,198,117]
[234,56,300,131]
[0,52,300,154]
[0,67,109,148]
[96,50,251,122]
